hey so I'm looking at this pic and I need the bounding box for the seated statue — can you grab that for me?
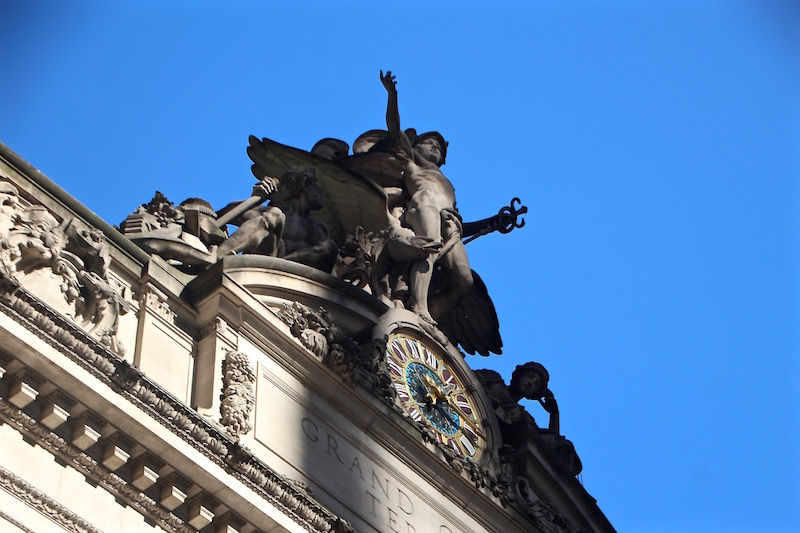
[476,362,582,477]
[122,166,337,273]
[218,166,338,272]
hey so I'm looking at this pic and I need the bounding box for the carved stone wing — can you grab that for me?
[247,136,392,244]
[437,271,503,357]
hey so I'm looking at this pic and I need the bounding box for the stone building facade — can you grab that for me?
[0,141,613,532]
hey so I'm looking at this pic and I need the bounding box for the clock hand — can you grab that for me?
[441,388,485,439]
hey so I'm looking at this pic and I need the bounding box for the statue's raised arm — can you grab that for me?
[379,70,417,162]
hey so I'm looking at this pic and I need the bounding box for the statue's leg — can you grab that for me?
[282,239,338,273]
[409,256,436,323]
[405,190,444,243]
[217,208,285,257]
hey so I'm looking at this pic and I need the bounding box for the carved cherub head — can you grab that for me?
[510,362,550,401]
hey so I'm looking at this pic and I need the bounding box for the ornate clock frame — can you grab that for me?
[375,309,498,465]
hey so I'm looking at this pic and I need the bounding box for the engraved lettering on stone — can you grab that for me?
[299,413,464,533]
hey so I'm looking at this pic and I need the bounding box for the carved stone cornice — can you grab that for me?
[0,278,347,532]
[0,465,101,533]
[0,280,116,377]
[0,398,193,533]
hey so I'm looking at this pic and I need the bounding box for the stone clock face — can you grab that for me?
[385,333,484,459]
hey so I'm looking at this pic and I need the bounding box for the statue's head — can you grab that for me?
[510,362,549,400]
[413,132,448,166]
[277,166,323,211]
[311,138,350,161]
[179,198,217,217]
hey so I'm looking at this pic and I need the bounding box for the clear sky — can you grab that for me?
[3,2,798,531]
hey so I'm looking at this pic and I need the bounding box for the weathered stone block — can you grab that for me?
[101,432,133,471]
[158,473,189,511]
[130,453,163,491]
[39,391,75,429]
[186,493,217,529]
[214,511,246,533]
[70,412,104,450]
[8,370,43,408]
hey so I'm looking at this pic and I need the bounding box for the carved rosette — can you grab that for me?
[220,351,255,440]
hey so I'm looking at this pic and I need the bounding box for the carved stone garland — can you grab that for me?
[220,350,256,440]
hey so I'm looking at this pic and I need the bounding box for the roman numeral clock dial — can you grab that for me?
[385,333,485,459]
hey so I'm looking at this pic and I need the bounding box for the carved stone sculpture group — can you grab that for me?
[119,72,526,357]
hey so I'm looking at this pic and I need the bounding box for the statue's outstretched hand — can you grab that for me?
[380,70,397,93]
[253,176,279,199]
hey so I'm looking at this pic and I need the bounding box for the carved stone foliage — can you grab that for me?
[0,181,128,354]
[358,337,395,400]
[0,287,346,532]
[120,191,182,233]
[276,302,362,385]
[220,350,256,440]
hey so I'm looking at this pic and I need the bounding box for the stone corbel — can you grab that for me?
[185,492,218,530]
[158,472,190,511]
[213,510,246,533]
[7,369,44,409]
[129,452,164,491]
[70,411,105,451]
[38,390,76,430]
[100,431,134,471]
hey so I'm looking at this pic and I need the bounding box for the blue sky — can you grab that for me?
[3,2,798,531]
